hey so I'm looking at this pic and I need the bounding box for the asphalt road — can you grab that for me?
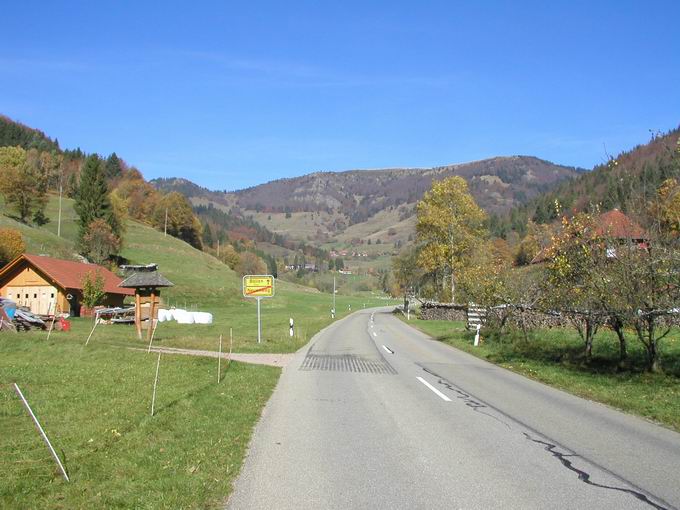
[226,308,680,510]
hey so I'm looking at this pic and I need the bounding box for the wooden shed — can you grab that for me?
[0,254,134,316]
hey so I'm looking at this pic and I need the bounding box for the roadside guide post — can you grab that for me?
[289,317,294,337]
[243,275,275,344]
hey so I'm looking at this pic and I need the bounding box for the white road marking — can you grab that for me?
[416,377,452,402]
[372,332,377,337]
[382,345,394,354]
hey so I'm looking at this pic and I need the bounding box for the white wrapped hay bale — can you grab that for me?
[193,312,213,324]
[157,309,169,323]
[175,309,194,324]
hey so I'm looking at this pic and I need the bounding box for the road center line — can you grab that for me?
[416,377,452,402]
[382,345,394,354]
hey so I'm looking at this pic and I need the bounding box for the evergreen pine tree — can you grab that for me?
[104,152,123,179]
[74,155,119,249]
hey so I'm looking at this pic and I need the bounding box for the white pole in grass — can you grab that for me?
[46,300,56,342]
[151,352,161,416]
[13,383,70,482]
[229,328,233,365]
[217,334,223,384]
[84,317,98,346]
[474,324,481,347]
[147,319,159,354]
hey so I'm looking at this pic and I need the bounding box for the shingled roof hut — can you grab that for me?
[118,264,174,340]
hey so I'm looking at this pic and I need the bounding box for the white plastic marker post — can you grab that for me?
[13,383,70,482]
[147,319,159,353]
[217,334,223,384]
[416,377,452,402]
[229,327,233,365]
[84,317,99,346]
[45,300,56,342]
[289,317,294,338]
[151,352,161,416]
[474,324,481,347]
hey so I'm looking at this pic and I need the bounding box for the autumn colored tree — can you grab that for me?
[0,228,25,266]
[81,270,106,309]
[415,176,487,303]
[599,237,680,372]
[112,168,159,221]
[650,178,680,237]
[219,244,241,270]
[81,219,121,265]
[543,213,610,362]
[236,251,266,276]
[152,192,203,249]
[0,146,48,223]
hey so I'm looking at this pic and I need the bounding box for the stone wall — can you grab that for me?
[418,302,467,321]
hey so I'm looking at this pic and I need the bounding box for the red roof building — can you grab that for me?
[0,254,133,316]
[530,210,648,265]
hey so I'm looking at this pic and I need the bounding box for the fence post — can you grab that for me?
[217,334,223,384]
[13,383,70,482]
[151,352,161,416]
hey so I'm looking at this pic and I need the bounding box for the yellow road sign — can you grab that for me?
[243,275,275,298]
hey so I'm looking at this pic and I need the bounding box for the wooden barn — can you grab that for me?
[0,254,134,316]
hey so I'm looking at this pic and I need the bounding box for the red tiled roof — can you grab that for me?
[596,210,648,240]
[18,254,134,295]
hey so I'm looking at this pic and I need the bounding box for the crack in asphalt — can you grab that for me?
[523,433,670,510]
[419,364,675,510]
[420,366,512,429]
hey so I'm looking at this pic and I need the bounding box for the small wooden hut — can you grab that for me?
[118,264,174,340]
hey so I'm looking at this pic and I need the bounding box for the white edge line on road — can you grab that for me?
[417,377,452,402]
[382,345,394,354]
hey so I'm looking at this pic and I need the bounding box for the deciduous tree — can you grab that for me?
[0,146,48,223]
[415,176,487,303]
[82,219,121,265]
[152,192,203,249]
[0,228,25,266]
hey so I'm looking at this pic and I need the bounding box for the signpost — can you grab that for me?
[243,275,275,343]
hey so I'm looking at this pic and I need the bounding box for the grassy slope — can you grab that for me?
[4,195,396,352]
[401,317,680,432]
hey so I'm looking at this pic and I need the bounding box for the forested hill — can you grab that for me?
[155,156,581,223]
[0,115,60,152]
[491,126,680,237]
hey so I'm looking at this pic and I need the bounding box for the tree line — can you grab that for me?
[391,137,680,372]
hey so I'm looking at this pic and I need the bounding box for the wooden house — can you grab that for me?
[0,254,134,316]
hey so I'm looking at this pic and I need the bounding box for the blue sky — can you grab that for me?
[1,1,679,190]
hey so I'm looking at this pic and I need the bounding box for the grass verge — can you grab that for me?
[1,334,280,509]
[399,316,680,432]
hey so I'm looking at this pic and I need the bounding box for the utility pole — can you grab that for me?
[164,208,168,237]
[57,180,63,238]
